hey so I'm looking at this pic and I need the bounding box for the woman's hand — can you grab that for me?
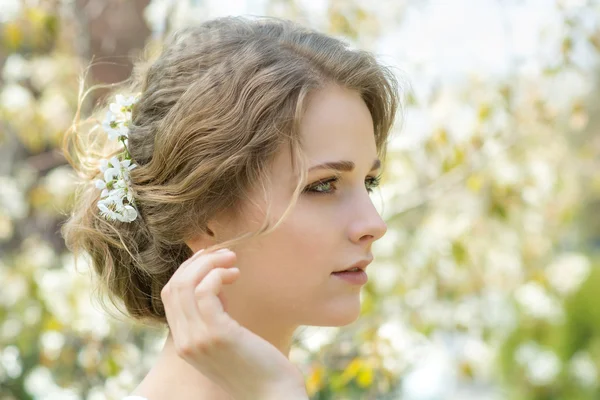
[161,248,308,400]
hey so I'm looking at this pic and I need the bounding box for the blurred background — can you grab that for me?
[1,0,599,399]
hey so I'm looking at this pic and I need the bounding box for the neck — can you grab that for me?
[143,320,299,399]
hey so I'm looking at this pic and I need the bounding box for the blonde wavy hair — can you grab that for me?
[60,15,400,327]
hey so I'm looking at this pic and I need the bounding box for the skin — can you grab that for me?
[131,83,388,399]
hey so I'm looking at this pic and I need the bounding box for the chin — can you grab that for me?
[305,295,363,327]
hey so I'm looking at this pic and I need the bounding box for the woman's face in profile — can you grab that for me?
[213,83,388,330]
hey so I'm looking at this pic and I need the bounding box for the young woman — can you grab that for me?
[61,15,400,400]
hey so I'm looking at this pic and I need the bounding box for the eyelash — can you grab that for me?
[303,174,382,195]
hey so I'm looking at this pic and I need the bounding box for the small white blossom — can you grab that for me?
[102,110,130,141]
[514,282,563,323]
[546,253,591,296]
[569,352,598,388]
[102,94,139,141]
[515,342,561,386]
[95,93,140,223]
[98,197,138,223]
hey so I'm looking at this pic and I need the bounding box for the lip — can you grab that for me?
[332,257,373,273]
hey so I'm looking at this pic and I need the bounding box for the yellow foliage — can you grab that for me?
[3,22,22,50]
[306,365,326,396]
[356,365,374,388]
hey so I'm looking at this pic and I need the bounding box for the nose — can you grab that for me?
[347,191,388,246]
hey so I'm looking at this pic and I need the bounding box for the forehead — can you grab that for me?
[300,84,374,151]
[268,84,377,183]
[298,84,376,166]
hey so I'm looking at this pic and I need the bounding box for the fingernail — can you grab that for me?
[215,248,231,253]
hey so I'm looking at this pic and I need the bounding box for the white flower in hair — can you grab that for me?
[102,110,130,141]
[95,93,141,223]
[102,94,139,141]
[98,196,138,223]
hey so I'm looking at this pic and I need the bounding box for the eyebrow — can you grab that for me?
[308,159,381,172]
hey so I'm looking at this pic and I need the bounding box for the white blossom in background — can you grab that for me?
[44,389,80,400]
[32,251,111,341]
[23,365,80,400]
[515,342,561,386]
[370,260,402,293]
[479,289,517,334]
[0,345,22,379]
[0,213,13,240]
[0,83,34,112]
[73,294,112,340]
[23,237,56,270]
[0,318,22,342]
[40,331,66,362]
[2,53,30,82]
[514,282,564,323]
[104,369,138,400]
[0,177,28,218]
[113,342,143,367]
[546,253,591,296]
[490,155,522,186]
[29,56,60,90]
[77,346,101,371]
[297,326,339,353]
[87,386,109,400]
[24,366,58,398]
[400,336,457,400]
[23,304,42,326]
[0,0,21,23]
[568,351,598,388]
[39,90,72,133]
[0,270,28,307]
[377,318,430,375]
[43,166,78,210]
[461,336,496,380]
[144,0,177,36]
[35,267,73,324]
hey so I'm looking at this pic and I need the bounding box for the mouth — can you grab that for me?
[332,258,372,273]
[331,263,370,285]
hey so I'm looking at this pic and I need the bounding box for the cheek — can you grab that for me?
[249,210,339,279]
[269,209,340,273]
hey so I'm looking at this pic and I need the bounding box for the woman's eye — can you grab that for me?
[304,177,339,194]
[365,174,382,193]
[303,174,382,195]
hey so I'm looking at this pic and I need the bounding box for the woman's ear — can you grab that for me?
[184,225,216,254]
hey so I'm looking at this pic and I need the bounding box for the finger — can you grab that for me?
[163,283,191,342]
[217,270,239,312]
[179,250,236,287]
[176,246,228,274]
[195,267,240,326]
[176,245,234,274]
[163,249,228,336]
[172,251,237,337]
[177,248,205,272]
[176,267,240,354]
